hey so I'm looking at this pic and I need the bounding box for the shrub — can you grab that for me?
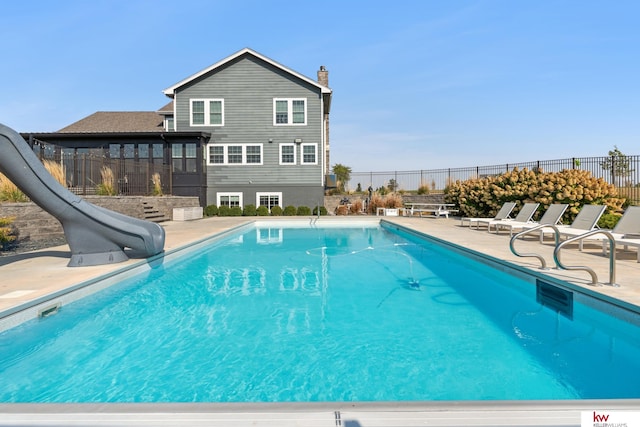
[417,185,430,195]
[270,205,283,216]
[0,216,18,250]
[243,204,257,216]
[283,205,297,216]
[384,193,403,208]
[204,205,219,217]
[598,213,621,230]
[96,166,117,196]
[313,206,328,216]
[297,206,312,216]
[229,206,243,216]
[257,206,270,216]
[218,205,231,216]
[445,168,626,223]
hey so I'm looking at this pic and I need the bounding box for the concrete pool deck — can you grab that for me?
[1,215,639,426]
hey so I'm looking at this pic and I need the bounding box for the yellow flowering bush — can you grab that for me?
[445,168,625,222]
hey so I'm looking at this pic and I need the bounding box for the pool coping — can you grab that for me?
[1,217,639,426]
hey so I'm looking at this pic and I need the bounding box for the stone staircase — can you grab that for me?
[142,201,169,223]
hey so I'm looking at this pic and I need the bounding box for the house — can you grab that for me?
[23,48,333,210]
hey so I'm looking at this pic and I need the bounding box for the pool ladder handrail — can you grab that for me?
[553,229,618,287]
[509,224,561,270]
[509,224,618,287]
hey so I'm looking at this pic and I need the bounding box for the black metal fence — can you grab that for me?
[349,155,640,204]
[40,152,172,196]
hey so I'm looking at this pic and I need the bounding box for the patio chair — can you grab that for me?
[539,204,606,250]
[599,206,640,262]
[494,203,568,237]
[461,202,516,229]
[483,203,540,234]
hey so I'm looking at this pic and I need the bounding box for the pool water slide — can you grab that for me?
[0,123,165,266]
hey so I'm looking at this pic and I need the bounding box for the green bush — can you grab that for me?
[218,205,231,216]
[283,205,297,216]
[270,205,283,216]
[204,205,218,217]
[0,217,18,250]
[445,168,626,223]
[230,206,243,216]
[243,204,257,216]
[598,213,621,230]
[297,206,312,216]
[417,185,430,195]
[313,206,328,216]
[257,206,270,216]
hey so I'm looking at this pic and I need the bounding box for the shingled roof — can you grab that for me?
[58,111,165,133]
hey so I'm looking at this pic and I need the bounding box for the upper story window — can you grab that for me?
[279,143,296,165]
[273,98,306,125]
[207,144,263,165]
[301,143,317,165]
[165,116,174,131]
[191,99,224,126]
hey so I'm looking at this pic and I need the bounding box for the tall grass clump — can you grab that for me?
[0,173,28,202]
[96,167,117,196]
[151,172,163,196]
[43,160,66,186]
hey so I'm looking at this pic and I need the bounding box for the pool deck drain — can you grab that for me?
[1,215,639,426]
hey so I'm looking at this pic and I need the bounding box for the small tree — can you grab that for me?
[387,179,399,192]
[601,146,634,187]
[332,163,352,193]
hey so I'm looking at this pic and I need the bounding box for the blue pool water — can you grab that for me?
[0,222,639,403]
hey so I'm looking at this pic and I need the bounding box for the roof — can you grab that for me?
[58,112,165,133]
[162,48,332,97]
[157,101,174,115]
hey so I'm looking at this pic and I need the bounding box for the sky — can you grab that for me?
[1,0,639,172]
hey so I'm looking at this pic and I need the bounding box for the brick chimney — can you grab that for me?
[317,65,329,87]
[317,66,330,174]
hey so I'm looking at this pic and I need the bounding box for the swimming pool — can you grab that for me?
[0,220,639,404]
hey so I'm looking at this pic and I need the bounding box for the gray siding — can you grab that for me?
[173,54,325,206]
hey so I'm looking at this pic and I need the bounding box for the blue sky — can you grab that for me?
[1,0,639,172]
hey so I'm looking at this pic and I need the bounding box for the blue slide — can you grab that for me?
[0,123,165,266]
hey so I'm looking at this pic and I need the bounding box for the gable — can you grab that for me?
[163,48,331,98]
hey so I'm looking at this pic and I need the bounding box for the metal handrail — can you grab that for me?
[553,230,618,287]
[509,224,561,269]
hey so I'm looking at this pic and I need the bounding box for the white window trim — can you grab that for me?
[256,192,283,208]
[273,98,307,126]
[190,98,224,127]
[301,143,318,165]
[206,143,263,165]
[279,143,296,165]
[217,192,243,207]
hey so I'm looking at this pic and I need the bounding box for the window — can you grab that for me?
[191,99,224,126]
[217,192,242,207]
[301,143,317,165]
[172,143,198,173]
[209,145,224,164]
[257,192,282,210]
[172,144,184,172]
[165,116,174,131]
[206,144,263,165]
[273,98,306,125]
[279,143,296,165]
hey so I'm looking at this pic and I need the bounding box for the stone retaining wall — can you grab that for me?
[0,196,200,241]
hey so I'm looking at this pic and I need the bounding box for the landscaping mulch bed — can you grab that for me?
[0,236,68,257]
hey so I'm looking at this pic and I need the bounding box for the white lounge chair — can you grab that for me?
[484,203,540,234]
[542,205,606,250]
[600,206,640,262]
[494,203,568,237]
[461,202,516,229]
